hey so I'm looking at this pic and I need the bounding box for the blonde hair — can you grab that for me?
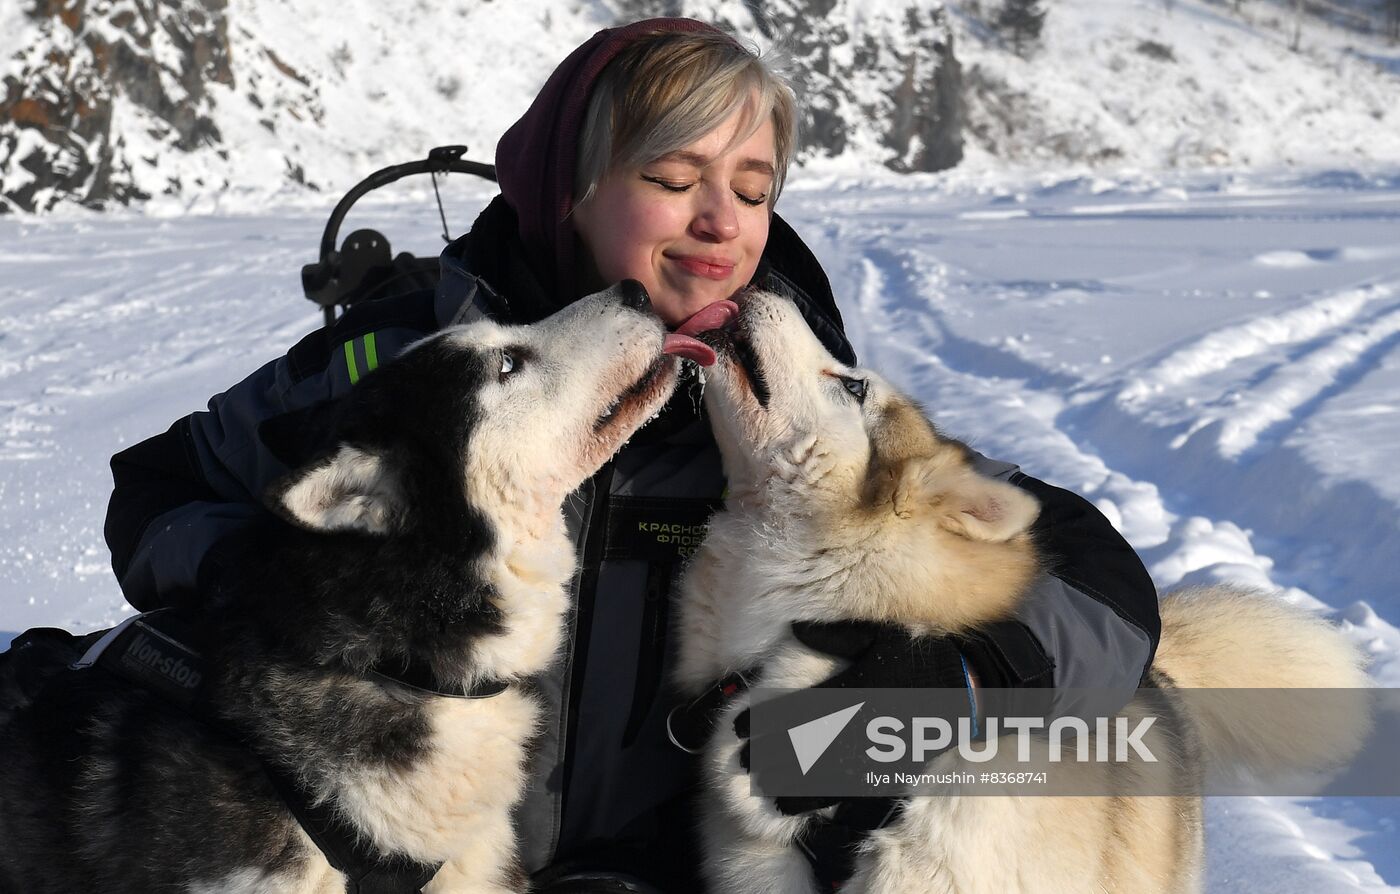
[574,29,797,208]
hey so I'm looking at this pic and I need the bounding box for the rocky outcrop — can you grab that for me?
[620,0,965,172]
[0,0,234,213]
[881,7,963,172]
[1,0,964,214]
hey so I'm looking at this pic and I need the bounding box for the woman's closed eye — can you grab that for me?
[640,175,767,206]
[641,174,691,193]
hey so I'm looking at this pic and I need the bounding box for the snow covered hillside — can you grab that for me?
[3,0,1399,212]
[951,0,1400,170]
[1,166,1398,891]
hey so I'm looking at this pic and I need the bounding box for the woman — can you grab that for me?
[104,18,1159,892]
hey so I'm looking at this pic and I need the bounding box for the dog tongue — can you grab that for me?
[663,333,716,366]
[662,299,740,367]
[675,300,740,337]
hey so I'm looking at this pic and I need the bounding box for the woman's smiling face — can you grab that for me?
[572,107,776,328]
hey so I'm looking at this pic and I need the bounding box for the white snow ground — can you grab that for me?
[1,166,1398,888]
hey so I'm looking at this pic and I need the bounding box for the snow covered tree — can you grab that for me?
[997,0,1047,57]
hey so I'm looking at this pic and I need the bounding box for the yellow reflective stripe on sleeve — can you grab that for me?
[363,332,379,373]
[344,339,360,385]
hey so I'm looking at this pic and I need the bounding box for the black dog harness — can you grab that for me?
[666,670,903,891]
[70,609,504,894]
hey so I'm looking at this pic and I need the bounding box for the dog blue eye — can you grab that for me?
[500,352,516,377]
[841,376,867,402]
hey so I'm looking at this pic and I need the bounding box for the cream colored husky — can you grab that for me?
[674,291,1370,894]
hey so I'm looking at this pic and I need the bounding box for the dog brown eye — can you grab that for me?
[840,376,868,403]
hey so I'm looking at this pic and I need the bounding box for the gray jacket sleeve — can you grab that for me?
[106,288,480,610]
[966,454,1160,700]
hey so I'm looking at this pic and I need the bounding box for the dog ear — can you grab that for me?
[892,456,1039,542]
[271,445,406,535]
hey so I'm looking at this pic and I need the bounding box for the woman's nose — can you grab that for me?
[689,189,740,242]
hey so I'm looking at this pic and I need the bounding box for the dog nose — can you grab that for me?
[618,279,651,312]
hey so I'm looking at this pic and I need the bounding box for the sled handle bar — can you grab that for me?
[315,145,497,265]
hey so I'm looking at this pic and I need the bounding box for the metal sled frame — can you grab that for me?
[301,145,497,328]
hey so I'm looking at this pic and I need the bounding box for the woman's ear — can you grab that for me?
[269,445,406,535]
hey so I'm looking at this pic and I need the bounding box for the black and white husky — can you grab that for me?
[0,285,696,894]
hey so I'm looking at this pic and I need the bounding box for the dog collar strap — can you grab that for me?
[72,609,207,713]
[666,670,753,754]
[366,661,508,700]
[68,611,446,893]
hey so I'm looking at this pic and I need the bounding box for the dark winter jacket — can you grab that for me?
[103,16,1160,888]
[104,201,1158,885]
